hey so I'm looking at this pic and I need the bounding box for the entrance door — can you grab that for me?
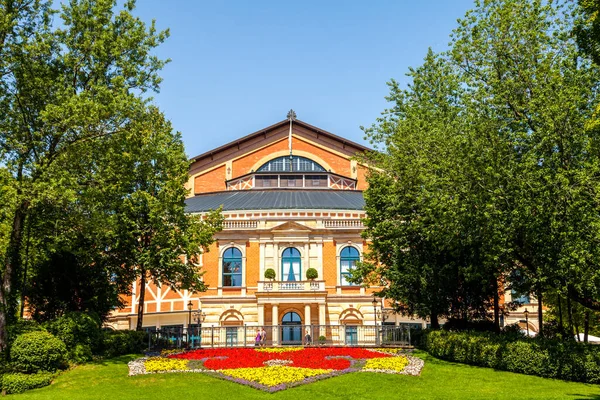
[281,312,302,344]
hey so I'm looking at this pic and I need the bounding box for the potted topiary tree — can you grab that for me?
[264,268,276,280]
[306,268,318,280]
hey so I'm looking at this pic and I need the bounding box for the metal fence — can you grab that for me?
[146,324,414,350]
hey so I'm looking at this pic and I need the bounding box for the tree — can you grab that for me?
[451,0,600,335]
[358,0,600,335]
[357,50,501,327]
[0,0,169,351]
[101,107,223,331]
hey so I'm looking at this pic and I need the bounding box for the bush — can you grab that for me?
[46,312,102,361]
[1,372,54,394]
[101,330,146,358]
[7,320,45,347]
[421,330,600,384]
[306,268,318,280]
[264,268,276,280]
[10,331,67,373]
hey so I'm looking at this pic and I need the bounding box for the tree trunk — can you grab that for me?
[136,269,146,331]
[584,310,590,344]
[493,288,500,333]
[430,311,440,329]
[567,295,574,338]
[0,200,29,352]
[537,289,543,337]
[557,295,564,337]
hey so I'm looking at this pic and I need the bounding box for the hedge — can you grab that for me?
[421,330,600,384]
[101,330,146,358]
[1,372,54,394]
[10,331,67,373]
[46,312,102,362]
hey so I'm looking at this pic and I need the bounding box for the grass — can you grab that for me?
[7,351,600,399]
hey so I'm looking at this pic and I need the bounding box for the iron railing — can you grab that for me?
[145,324,414,351]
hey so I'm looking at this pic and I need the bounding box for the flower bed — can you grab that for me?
[128,347,423,392]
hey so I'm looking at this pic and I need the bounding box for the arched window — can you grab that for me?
[257,156,326,172]
[281,248,301,282]
[222,247,242,287]
[340,246,360,286]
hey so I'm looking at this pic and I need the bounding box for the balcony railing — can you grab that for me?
[223,220,258,229]
[323,219,364,229]
[258,280,324,292]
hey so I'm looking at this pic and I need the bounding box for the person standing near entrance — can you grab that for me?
[255,328,262,346]
[304,329,312,346]
[260,327,267,347]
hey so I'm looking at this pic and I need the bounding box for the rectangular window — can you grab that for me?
[345,326,358,345]
[511,289,530,304]
[223,260,242,287]
[226,327,238,347]
[255,175,277,187]
[340,260,358,286]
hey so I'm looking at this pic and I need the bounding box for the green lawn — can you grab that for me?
[8,351,600,399]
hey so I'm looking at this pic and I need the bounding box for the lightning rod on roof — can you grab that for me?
[287,110,296,169]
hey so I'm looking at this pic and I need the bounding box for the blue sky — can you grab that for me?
[132,0,475,158]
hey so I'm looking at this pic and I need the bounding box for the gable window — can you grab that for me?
[257,156,326,173]
[223,247,242,287]
[281,248,301,281]
[340,246,360,286]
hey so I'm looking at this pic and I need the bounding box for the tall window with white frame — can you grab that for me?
[222,247,242,287]
[340,246,360,286]
[281,248,301,281]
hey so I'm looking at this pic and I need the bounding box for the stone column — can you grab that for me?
[272,304,279,345]
[319,303,326,340]
[258,304,265,327]
[305,303,312,344]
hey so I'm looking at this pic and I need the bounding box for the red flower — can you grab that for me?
[170,348,391,371]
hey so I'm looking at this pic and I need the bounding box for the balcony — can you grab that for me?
[324,219,363,229]
[223,220,258,229]
[257,280,325,292]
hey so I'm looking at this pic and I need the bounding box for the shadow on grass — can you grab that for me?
[88,354,140,366]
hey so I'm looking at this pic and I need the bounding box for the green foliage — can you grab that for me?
[0,0,171,350]
[264,268,276,280]
[101,330,146,358]
[1,371,54,394]
[6,320,45,349]
[10,331,67,373]
[45,312,102,362]
[576,0,600,65]
[305,268,318,280]
[101,107,223,330]
[27,251,123,322]
[46,312,101,351]
[422,330,600,384]
[359,0,600,333]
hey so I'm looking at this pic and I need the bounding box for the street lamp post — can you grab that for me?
[193,309,206,348]
[372,298,379,346]
[187,301,193,348]
[524,308,529,337]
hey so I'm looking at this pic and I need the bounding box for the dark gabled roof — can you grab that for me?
[185,190,365,213]
[188,119,371,163]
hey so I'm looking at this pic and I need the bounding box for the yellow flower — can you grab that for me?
[254,347,303,353]
[370,348,405,355]
[364,356,409,372]
[221,366,332,386]
[144,357,189,372]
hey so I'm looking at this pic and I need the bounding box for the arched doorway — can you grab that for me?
[281,311,302,344]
